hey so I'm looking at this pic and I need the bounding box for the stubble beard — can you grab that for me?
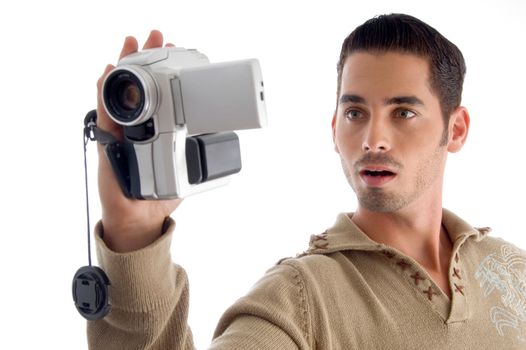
[341,144,446,213]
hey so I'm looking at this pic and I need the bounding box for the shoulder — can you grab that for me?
[464,230,526,283]
[472,235,526,265]
[278,249,345,271]
[254,253,337,295]
[273,249,364,295]
[468,230,526,260]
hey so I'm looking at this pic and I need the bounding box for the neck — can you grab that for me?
[351,196,451,274]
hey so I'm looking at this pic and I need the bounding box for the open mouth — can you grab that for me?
[359,169,397,187]
[361,170,395,177]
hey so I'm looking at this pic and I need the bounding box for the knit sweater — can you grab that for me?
[87,209,526,349]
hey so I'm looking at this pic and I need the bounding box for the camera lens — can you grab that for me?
[118,82,142,111]
[103,69,146,123]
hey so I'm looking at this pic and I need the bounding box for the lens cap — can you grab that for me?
[72,266,111,320]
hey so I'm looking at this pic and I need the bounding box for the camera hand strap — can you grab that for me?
[72,110,113,321]
[83,109,118,145]
[85,109,136,199]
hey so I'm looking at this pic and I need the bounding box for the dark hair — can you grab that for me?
[336,14,466,128]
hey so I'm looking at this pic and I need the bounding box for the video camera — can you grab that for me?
[101,47,267,199]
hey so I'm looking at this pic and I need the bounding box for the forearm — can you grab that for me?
[87,219,195,350]
[86,220,312,350]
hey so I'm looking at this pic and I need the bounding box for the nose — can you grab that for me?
[362,118,391,152]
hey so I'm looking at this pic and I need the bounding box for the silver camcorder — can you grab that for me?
[101,47,267,199]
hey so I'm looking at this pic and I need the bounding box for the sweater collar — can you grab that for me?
[307,209,489,254]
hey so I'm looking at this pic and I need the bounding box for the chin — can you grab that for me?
[357,191,409,213]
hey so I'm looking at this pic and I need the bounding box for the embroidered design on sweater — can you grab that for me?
[423,286,438,301]
[309,232,329,250]
[475,244,526,343]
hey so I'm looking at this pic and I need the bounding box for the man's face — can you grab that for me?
[333,52,450,213]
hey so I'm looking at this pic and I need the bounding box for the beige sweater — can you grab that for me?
[87,210,526,349]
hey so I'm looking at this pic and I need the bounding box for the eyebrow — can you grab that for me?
[339,94,424,106]
[384,96,424,106]
[339,94,366,104]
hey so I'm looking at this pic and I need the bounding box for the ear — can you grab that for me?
[332,112,340,154]
[447,106,470,153]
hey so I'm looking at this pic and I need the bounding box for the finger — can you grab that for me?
[165,42,175,48]
[96,64,115,93]
[119,36,139,61]
[143,29,164,50]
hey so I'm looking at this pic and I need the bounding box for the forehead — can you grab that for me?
[340,52,434,100]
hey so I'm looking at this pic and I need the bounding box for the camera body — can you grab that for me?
[102,47,267,199]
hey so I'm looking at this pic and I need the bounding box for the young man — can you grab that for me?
[88,14,526,349]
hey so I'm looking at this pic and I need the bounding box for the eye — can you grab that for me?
[396,109,417,119]
[344,108,365,120]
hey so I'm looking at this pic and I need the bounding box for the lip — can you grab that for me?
[360,165,397,173]
[359,165,397,187]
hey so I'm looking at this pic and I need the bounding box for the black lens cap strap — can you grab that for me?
[72,110,113,321]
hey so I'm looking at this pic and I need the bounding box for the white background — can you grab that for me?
[0,0,525,348]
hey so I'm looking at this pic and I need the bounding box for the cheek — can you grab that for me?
[336,128,361,158]
[404,145,446,183]
[334,131,349,158]
[336,139,362,176]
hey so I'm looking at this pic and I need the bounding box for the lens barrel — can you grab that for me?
[103,66,157,126]
[103,69,145,123]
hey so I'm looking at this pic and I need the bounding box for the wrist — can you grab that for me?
[100,216,169,253]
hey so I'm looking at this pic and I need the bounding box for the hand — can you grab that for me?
[96,30,182,253]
